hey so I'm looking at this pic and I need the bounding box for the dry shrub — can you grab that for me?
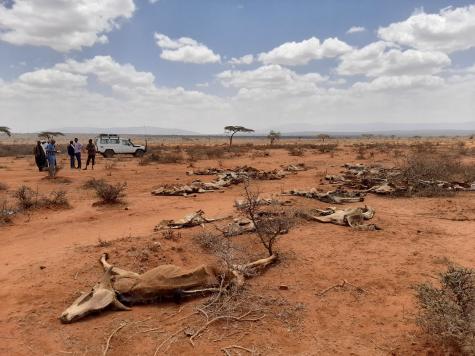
[43,190,70,208]
[14,185,37,209]
[0,144,33,157]
[93,181,127,204]
[0,182,8,191]
[355,145,366,159]
[82,178,107,190]
[192,230,227,253]
[398,152,475,197]
[186,145,227,160]
[415,265,475,355]
[287,146,304,157]
[316,143,338,153]
[140,150,184,164]
[241,183,294,256]
[14,186,69,209]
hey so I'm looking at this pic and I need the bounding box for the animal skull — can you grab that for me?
[60,268,130,323]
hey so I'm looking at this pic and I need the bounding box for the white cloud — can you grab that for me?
[337,41,450,77]
[352,75,444,92]
[0,56,230,132]
[154,33,221,64]
[55,56,155,89]
[347,26,366,34]
[18,69,87,88]
[378,4,475,53]
[0,0,135,52]
[217,64,327,98]
[258,37,352,66]
[228,54,254,65]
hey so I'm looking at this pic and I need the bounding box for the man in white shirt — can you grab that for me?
[73,137,83,169]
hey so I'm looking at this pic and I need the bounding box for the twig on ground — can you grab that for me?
[316,280,366,297]
[189,311,265,346]
[221,345,254,355]
[153,327,186,356]
[103,321,128,356]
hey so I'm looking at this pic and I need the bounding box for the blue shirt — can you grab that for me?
[46,143,56,157]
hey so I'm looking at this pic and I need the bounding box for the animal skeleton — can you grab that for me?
[303,206,380,230]
[60,253,277,323]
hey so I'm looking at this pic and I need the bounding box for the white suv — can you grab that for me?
[95,134,147,158]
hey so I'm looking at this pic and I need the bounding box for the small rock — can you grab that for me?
[39,266,46,270]
[124,207,129,210]
[279,285,289,290]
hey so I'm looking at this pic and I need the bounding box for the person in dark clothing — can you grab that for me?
[83,139,96,170]
[34,141,46,172]
[67,140,76,169]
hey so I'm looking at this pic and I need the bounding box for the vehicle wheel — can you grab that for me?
[103,149,115,158]
[134,149,145,157]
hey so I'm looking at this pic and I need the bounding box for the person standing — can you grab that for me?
[45,139,58,177]
[73,137,83,169]
[83,139,96,170]
[67,140,76,169]
[34,141,46,172]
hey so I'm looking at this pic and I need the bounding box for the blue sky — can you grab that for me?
[1,0,474,132]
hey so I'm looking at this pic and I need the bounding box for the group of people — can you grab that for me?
[34,137,97,177]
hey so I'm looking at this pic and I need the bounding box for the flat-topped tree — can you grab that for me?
[224,125,254,147]
[0,126,11,137]
[38,131,64,140]
[317,134,330,143]
[267,130,281,145]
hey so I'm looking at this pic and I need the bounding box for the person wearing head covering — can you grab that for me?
[34,141,47,172]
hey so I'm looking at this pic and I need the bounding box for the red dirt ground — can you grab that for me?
[0,142,474,355]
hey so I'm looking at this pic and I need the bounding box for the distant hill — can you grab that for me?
[56,126,200,136]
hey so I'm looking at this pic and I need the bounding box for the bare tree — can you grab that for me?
[38,131,64,140]
[224,126,254,147]
[0,126,11,137]
[317,133,330,143]
[240,182,292,256]
[267,130,281,145]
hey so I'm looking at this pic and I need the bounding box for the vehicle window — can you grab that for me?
[121,139,130,145]
[100,138,109,144]
[109,138,119,144]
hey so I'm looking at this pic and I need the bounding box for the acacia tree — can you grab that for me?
[224,126,254,147]
[38,131,64,140]
[317,133,330,143]
[267,130,281,145]
[0,126,11,137]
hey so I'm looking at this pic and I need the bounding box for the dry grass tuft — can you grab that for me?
[93,181,127,204]
[415,265,475,355]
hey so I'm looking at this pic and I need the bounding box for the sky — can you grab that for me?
[0,0,474,133]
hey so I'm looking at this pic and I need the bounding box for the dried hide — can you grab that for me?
[282,163,306,172]
[234,197,291,210]
[60,253,278,323]
[154,210,226,230]
[284,188,365,204]
[223,218,256,236]
[151,181,218,196]
[306,206,380,230]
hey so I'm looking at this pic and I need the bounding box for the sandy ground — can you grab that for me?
[0,142,474,355]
